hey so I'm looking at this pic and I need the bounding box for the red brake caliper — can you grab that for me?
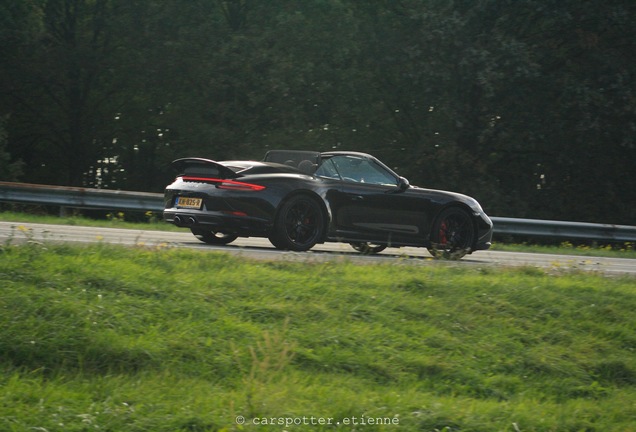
[439,221,448,244]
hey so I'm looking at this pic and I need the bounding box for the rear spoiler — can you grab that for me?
[171,158,239,179]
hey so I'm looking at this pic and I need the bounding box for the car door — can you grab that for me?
[318,155,427,244]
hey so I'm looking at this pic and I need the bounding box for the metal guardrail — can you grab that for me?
[492,217,636,243]
[1,181,635,242]
[0,181,164,212]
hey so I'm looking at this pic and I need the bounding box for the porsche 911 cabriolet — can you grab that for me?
[163,150,492,259]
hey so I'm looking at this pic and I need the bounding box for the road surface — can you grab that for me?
[2,221,635,276]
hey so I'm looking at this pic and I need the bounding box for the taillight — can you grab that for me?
[180,176,265,191]
[217,180,266,191]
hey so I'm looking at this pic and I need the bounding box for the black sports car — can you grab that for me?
[163,150,492,259]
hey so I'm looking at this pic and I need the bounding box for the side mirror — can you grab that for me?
[398,176,410,191]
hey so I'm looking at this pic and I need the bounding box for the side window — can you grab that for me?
[315,159,341,179]
[318,156,398,186]
[333,156,366,183]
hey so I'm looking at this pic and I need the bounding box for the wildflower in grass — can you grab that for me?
[106,212,125,222]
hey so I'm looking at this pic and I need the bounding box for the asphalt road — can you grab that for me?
[2,221,636,276]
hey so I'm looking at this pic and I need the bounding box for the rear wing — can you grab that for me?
[171,158,239,179]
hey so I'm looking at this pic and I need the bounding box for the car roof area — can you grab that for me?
[263,150,321,175]
[264,150,320,165]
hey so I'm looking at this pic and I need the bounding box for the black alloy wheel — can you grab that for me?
[191,228,238,245]
[270,195,324,251]
[428,207,475,260]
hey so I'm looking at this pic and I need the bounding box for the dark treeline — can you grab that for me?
[1,0,635,224]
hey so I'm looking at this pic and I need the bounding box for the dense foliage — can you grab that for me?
[1,1,635,224]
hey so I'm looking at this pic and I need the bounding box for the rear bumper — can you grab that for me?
[163,182,277,237]
[163,209,272,237]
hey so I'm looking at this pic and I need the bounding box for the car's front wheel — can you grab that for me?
[427,207,475,260]
[191,228,238,245]
[270,195,324,251]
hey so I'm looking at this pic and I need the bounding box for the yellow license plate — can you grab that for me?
[176,197,202,209]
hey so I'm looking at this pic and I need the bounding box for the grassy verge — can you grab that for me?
[0,210,182,232]
[1,241,635,431]
[490,240,636,259]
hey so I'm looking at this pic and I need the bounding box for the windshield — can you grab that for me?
[316,155,398,186]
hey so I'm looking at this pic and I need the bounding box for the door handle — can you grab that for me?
[352,195,364,201]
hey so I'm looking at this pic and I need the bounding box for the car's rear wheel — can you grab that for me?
[270,195,324,251]
[190,228,238,245]
[350,242,387,254]
[428,207,475,260]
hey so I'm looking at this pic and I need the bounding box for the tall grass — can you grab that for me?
[1,240,635,431]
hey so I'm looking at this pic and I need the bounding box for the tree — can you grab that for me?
[476,0,636,223]
[0,0,634,223]
[0,115,23,181]
[0,0,160,187]
[349,0,636,224]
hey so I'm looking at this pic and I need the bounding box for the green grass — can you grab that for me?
[490,241,636,259]
[0,210,182,232]
[1,240,636,431]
